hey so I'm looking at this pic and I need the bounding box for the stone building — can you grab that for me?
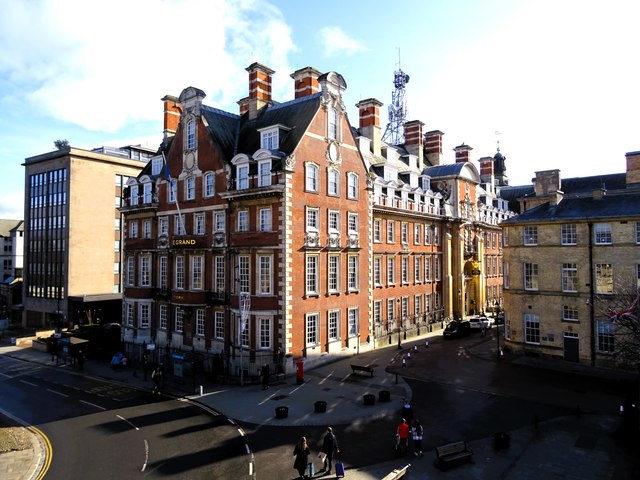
[500,151,640,367]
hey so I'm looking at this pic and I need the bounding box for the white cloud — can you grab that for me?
[319,26,367,57]
[0,0,297,132]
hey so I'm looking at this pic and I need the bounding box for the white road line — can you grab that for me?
[0,372,11,378]
[117,414,140,431]
[80,400,106,411]
[141,439,149,472]
[19,379,38,387]
[46,388,68,397]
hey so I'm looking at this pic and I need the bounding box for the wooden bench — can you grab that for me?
[435,441,473,467]
[350,364,374,376]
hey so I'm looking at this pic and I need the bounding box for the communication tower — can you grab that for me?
[382,58,410,146]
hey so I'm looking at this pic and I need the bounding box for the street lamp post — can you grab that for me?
[397,298,402,350]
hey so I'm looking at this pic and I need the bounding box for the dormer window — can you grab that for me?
[258,160,272,187]
[260,128,279,149]
[186,119,196,150]
[151,157,163,176]
[130,185,139,206]
[421,176,431,191]
[237,164,249,190]
[142,182,152,203]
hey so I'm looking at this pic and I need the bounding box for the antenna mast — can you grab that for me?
[382,50,410,146]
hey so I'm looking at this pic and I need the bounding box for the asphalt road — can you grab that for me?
[240,330,631,480]
[0,355,248,479]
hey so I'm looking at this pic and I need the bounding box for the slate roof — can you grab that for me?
[501,190,640,224]
[424,163,465,178]
[0,220,23,237]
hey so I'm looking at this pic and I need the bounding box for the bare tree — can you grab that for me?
[597,274,640,368]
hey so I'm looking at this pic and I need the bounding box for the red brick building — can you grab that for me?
[121,64,371,377]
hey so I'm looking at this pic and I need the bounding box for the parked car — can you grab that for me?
[468,315,491,330]
[443,320,471,339]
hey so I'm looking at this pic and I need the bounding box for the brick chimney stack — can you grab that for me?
[246,62,274,119]
[454,143,473,163]
[424,130,444,166]
[162,95,181,139]
[626,150,640,187]
[404,120,424,166]
[478,156,494,184]
[291,67,321,98]
[356,98,383,157]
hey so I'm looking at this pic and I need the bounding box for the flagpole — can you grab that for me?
[162,153,186,234]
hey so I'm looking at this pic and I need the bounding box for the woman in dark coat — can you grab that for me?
[293,436,311,479]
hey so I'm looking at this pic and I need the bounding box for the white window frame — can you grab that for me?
[259,208,272,232]
[348,255,359,291]
[186,119,196,150]
[196,309,205,336]
[204,172,215,197]
[373,256,382,286]
[373,219,381,242]
[127,257,135,286]
[524,225,538,246]
[306,254,319,295]
[191,255,204,290]
[139,303,150,329]
[214,212,225,232]
[594,223,612,245]
[561,223,577,245]
[214,256,225,293]
[140,255,151,287]
[159,304,168,330]
[387,220,395,243]
[175,255,185,290]
[347,172,358,199]
[214,311,224,339]
[562,305,579,322]
[175,307,183,333]
[129,221,138,238]
[387,256,395,285]
[328,310,339,341]
[596,263,613,294]
[185,176,196,201]
[305,163,319,193]
[175,215,186,236]
[130,184,139,206]
[347,307,358,337]
[524,262,539,291]
[524,313,540,344]
[194,212,205,235]
[143,182,153,204]
[561,263,577,292]
[306,207,319,232]
[328,254,340,293]
[237,164,249,190]
[159,216,168,236]
[238,255,250,294]
[258,317,271,349]
[328,168,339,196]
[328,107,338,140]
[260,128,279,149]
[238,210,249,232]
[258,255,272,295]
[258,160,272,187]
[306,312,320,346]
[167,179,176,203]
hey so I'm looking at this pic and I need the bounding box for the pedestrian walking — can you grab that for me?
[261,363,270,390]
[151,365,163,394]
[319,426,339,473]
[412,419,424,457]
[396,418,410,456]
[292,436,311,479]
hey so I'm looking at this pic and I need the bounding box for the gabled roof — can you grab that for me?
[0,220,23,237]
[236,94,322,156]
[502,190,640,224]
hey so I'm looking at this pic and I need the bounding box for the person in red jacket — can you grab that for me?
[397,418,410,455]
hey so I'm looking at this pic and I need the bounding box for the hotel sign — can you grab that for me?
[171,237,207,248]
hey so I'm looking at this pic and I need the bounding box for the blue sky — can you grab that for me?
[1,0,639,218]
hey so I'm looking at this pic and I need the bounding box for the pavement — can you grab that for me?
[1,328,639,479]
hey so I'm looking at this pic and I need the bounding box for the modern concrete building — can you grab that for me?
[500,151,640,368]
[22,144,155,330]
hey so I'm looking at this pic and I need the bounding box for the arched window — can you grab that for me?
[328,108,338,140]
[186,119,196,150]
[204,173,215,197]
[347,172,358,199]
[185,176,195,200]
[305,163,319,192]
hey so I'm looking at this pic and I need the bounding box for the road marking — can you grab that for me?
[46,388,68,397]
[141,439,149,472]
[19,379,38,387]
[0,372,10,378]
[80,400,106,411]
[117,414,140,430]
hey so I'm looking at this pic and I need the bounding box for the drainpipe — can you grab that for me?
[588,222,596,367]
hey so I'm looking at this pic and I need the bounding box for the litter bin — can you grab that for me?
[379,390,391,402]
[275,406,289,419]
[494,432,510,450]
[363,394,376,406]
[314,401,327,413]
